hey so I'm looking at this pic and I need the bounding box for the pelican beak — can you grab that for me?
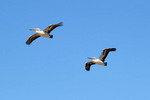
[87,57,92,59]
[29,29,36,31]
[87,57,96,60]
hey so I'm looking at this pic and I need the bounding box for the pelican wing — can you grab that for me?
[43,22,63,34]
[26,34,40,45]
[99,48,116,61]
[85,61,95,71]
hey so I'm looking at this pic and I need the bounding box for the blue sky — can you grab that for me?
[0,0,150,100]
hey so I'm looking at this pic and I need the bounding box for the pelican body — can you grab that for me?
[26,22,63,45]
[85,48,116,71]
[87,57,106,66]
[33,29,50,37]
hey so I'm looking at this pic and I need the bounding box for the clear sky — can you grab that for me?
[0,0,150,100]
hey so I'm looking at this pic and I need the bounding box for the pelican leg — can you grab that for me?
[104,62,107,66]
[49,35,53,38]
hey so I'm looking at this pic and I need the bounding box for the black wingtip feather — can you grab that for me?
[85,62,90,71]
[26,42,30,45]
[58,22,63,26]
[109,48,116,51]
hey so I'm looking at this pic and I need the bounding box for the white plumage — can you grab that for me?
[26,22,62,45]
[85,48,116,71]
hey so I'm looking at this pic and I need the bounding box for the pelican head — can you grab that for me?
[29,28,40,31]
[87,57,96,60]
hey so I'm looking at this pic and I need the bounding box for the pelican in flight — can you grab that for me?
[26,22,63,45]
[85,48,116,71]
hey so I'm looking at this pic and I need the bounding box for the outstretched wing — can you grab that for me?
[43,22,63,34]
[85,61,95,71]
[26,34,40,45]
[99,48,116,61]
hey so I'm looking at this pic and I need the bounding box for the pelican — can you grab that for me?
[85,48,116,71]
[26,22,63,45]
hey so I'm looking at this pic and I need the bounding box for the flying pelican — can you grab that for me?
[85,48,116,71]
[26,22,63,45]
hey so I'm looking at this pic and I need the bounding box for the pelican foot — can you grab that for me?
[49,35,53,38]
[104,62,107,66]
